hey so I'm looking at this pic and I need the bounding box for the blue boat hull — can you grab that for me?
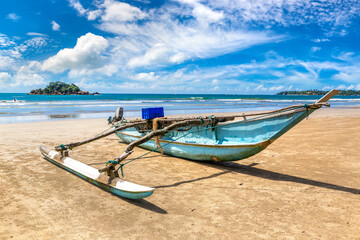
[116,108,316,161]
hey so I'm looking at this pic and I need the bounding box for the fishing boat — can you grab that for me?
[115,90,338,161]
[39,90,339,199]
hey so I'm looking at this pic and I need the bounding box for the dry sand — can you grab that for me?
[0,108,359,239]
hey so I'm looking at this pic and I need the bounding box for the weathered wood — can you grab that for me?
[156,116,234,124]
[316,90,340,104]
[55,121,147,151]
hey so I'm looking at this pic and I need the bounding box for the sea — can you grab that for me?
[1,93,360,124]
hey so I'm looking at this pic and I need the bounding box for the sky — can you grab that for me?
[1,0,360,94]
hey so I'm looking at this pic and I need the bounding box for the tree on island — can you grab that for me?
[276,89,360,96]
[28,81,99,95]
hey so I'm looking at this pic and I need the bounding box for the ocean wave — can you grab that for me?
[141,100,168,103]
[328,98,360,102]
[217,99,243,102]
[173,100,193,102]
[0,100,26,103]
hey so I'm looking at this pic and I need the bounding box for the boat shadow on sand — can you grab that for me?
[114,195,168,214]
[155,160,360,195]
[72,175,168,214]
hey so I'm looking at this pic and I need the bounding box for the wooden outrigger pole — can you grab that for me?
[54,121,148,152]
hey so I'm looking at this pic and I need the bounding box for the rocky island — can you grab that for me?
[28,81,99,95]
[277,89,360,96]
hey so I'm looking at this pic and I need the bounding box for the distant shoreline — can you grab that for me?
[277,90,360,96]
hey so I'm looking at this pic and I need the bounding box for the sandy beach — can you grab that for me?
[0,107,359,239]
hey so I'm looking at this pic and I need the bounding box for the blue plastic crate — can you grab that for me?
[142,107,164,119]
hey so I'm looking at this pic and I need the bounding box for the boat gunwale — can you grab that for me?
[216,106,311,127]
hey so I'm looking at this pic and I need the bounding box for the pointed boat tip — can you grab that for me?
[315,89,340,105]
[39,145,50,154]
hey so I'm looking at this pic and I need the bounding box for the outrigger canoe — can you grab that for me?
[115,91,338,162]
[40,90,339,199]
[116,107,312,161]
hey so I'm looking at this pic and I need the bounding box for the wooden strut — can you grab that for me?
[54,121,147,151]
[153,118,164,156]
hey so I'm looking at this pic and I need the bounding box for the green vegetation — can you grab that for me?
[28,81,97,95]
[276,89,360,96]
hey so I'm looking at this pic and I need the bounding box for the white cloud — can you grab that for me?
[0,72,11,83]
[128,43,187,67]
[192,4,223,24]
[336,84,347,89]
[254,84,267,92]
[0,53,20,71]
[23,37,47,49]
[176,0,224,25]
[41,33,109,76]
[0,35,21,71]
[6,13,20,21]
[51,21,60,31]
[206,0,360,35]
[312,38,330,43]
[122,24,282,68]
[211,79,219,84]
[332,71,360,83]
[0,34,15,47]
[269,85,284,91]
[12,64,45,87]
[0,62,45,88]
[87,10,102,20]
[27,32,47,37]
[68,0,146,21]
[100,0,146,22]
[133,72,159,81]
[118,53,360,93]
[67,0,284,70]
[68,0,87,15]
[311,47,321,53]
[332,51,355,61]
[0,35,48,71]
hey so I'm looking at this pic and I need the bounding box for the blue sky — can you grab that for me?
[1,0,360,93]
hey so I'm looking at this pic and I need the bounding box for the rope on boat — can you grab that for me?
[115,129,195,177]
[113,104,312,177]
[304,104,309,119]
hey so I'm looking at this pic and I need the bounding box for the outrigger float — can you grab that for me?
[40,90,339,199]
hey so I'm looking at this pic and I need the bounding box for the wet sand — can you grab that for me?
[0,108,359,239]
